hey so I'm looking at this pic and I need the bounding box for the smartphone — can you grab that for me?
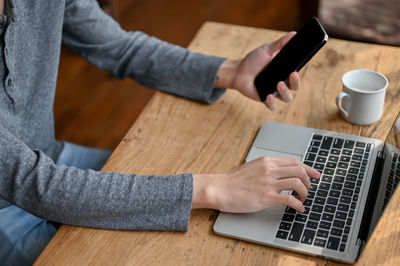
[254,17,328,102]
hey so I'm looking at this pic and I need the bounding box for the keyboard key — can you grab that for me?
[305,153,316,161]
[340,156,351,163]
[326,162,337,169]
[304,199,313,206]
[309,212,321,221]
[342,149,352,156]
[288,222,305,242]
[348,168,359,175]
[316,156,327,163]
[319,150,329,156]
[366,143,371,152]
[331,183,343,191]
[338,162,349,168]
[328,155,339,162]
[336,169,346,176]
[342,234,348,243]
[339,243,346,252]
[332,138,344,149]
[331,228,343,237]
[352,154,362,161]
[340,196,352,204]
[346,218,353,226]
[334,175,345,183]
[327,236,340,251]
[319,221,331,230]
[350,161,361,168]
[312,204,323,213]
[331,149,341,155]
[295,214,307,223]
[329,190,341,198]
[324,168,335,175]
[342,189,353,197]
[344,181,355,189]
[311,140,321,147]
[319,182,331,191]
[285,206,297,214]
[356,141,366,148]
[322,175,333,183]
[333,219,345,228]
[301,229,316,245]
[346,174,357,182]
[279,222,292,231]
[324,205,336,213]
[314,163,324,171]
[317,229,329,238]
[306,220,318,230]
[354,148,364,155]
[313,134,323,140]
[338,203,349,212]
[276,230,289,239]
[282,214,295,222]
[344,226,351,234]
[314,238,326,248]
[321,136,333,150]
[344,140,355,149]
[336,211,347,220]
[307,191,316,199]
[308,146,318,153]
[317,190,328,197]
[304,161,313,167]
[322,213,334,222]
[314,197,326,205]
[327,197,339,206]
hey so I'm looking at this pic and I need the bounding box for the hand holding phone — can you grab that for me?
[254,17,328,102]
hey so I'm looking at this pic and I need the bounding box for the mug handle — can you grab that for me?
[336,92,349,117]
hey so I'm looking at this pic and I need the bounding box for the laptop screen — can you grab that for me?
[361,113,400,253]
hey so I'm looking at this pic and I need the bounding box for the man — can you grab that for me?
[0,0,320,265]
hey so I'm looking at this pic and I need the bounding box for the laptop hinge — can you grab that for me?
[357,151,386,243]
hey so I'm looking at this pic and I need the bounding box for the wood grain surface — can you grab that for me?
[36,22,400,265]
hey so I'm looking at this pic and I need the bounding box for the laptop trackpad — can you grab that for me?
[246,147,303,162]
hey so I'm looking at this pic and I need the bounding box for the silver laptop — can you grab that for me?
[214,112,400,263]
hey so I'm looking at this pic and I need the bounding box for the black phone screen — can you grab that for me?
[254,17,328,102]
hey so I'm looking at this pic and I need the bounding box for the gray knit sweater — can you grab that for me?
[0,0,226,231]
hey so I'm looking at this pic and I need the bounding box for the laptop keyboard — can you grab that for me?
[275,134,372,252]
[382,152,400,211]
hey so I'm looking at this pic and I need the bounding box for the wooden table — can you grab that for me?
[36,22,400,265]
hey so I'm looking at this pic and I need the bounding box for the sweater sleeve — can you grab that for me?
[62,0,226,103]
[0,124,193,231]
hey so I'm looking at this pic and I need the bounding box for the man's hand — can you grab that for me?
[214,31,300,111]
[192,156,320,213]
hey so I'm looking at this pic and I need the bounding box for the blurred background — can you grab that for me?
[55,0,400,151]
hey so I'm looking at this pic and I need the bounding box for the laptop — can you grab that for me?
[214,112,400,263]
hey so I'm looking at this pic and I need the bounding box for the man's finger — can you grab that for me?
[288,72,300,91]
[266,31,296,54]
[268,157,321,179]
[276,178,308,202]
[275,193,305,213]
[274,165,311,190]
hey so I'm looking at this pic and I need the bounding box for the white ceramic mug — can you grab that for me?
[336,69,388,125]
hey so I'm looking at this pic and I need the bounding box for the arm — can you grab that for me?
[63,0,225,103]
[0,124,193,231]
